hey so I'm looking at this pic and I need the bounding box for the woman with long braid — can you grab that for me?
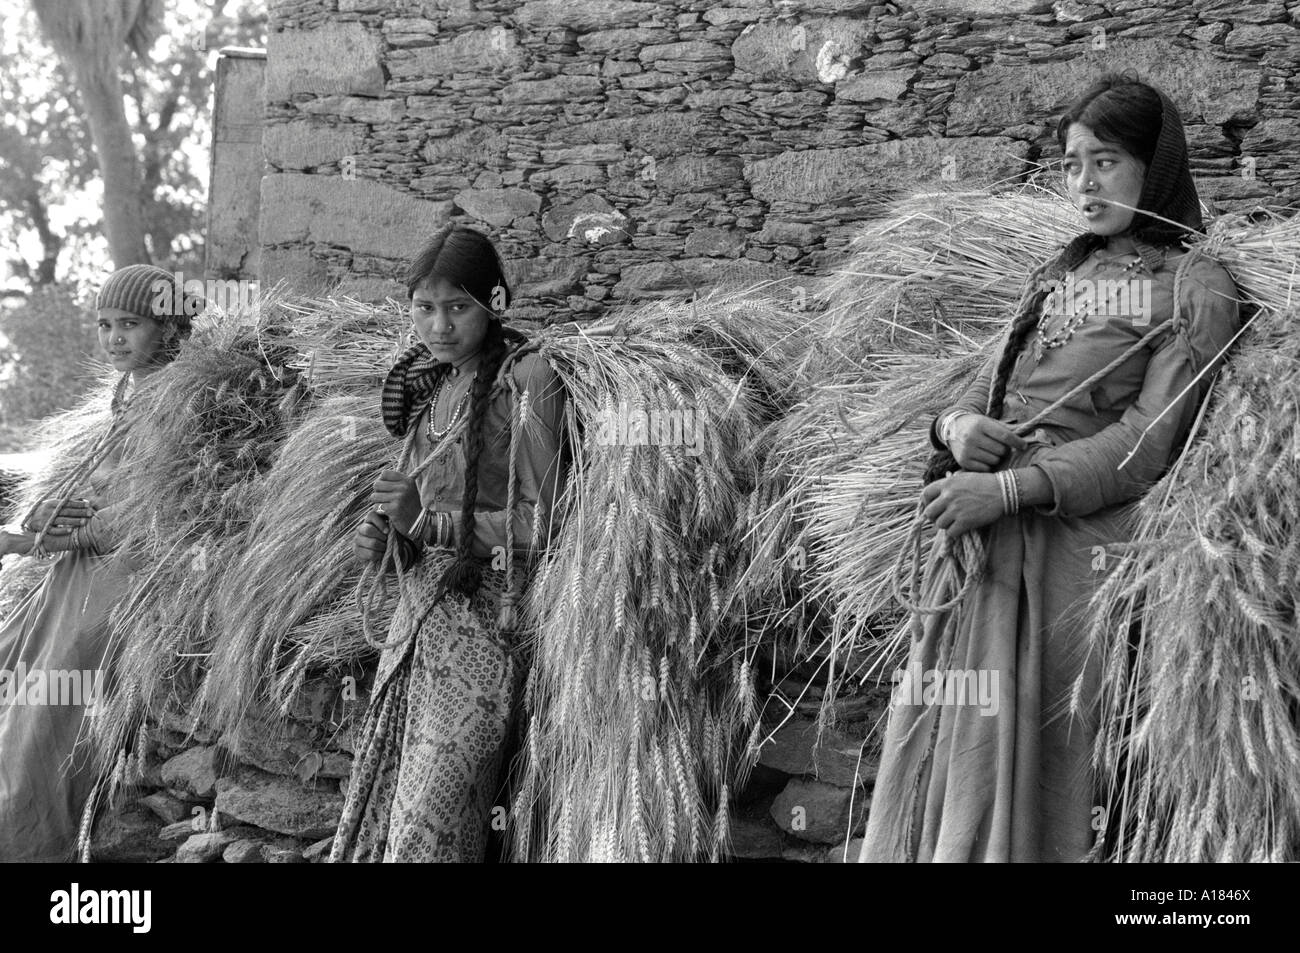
[0,264,195,861]
[860,74,1243,862]
[331,224,568,862]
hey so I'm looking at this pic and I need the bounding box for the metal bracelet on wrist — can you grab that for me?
[408,507,432,549]
[940,410,968,447]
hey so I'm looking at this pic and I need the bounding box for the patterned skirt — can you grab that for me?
[329,552,519,863]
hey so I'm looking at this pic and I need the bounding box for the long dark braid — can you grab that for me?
[439,317,521,598]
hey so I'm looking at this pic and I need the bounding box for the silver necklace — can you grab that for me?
[426,370,478,443]
[1035,254,1145,352]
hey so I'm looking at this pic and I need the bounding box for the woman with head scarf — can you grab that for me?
[859,74,1243,862]
[0,264,195,861]
[330,224,568,862]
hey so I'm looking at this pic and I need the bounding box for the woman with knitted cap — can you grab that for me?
[860,74,1243,863]
[330,224,568,862]
[0,264,196,861]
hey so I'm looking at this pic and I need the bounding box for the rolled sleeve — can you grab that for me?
[1030,261,1241,517]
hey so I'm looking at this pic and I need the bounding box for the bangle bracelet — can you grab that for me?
[408,507,431,547]
[939,410,969,447]
[996,469,1022,516]
[424,510,452,549]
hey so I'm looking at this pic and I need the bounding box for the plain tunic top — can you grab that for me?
[944,242,1242,516]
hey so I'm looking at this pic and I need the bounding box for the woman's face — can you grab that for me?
[1062,123,1147,238]
[97,309,170,374]
[409,276,493,367]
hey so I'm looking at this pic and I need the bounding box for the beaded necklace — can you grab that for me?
[1035,253,1146,353]
[426,369,478,444]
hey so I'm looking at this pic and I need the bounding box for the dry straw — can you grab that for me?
[503,282,816,862]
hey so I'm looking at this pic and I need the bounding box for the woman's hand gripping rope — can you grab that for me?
[895,247,1207,615]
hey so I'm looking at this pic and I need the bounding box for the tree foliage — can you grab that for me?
[0,0,266,295]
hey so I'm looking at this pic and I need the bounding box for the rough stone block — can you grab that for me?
[423,126,509,164]
[948,40,1259,135]
[732,18,874,83]
[684,227,744,257]
[266,22,384,101]
[213,766,344,840]
[770,778,868,844]
[387,29,526,77]
[757,717,876,787]
[542,194,628,244]
[512,255,590,297]
[454,187,542,226]
[654,155,745,194]
[911,0,1050,12]
[836,68,915,103]
[746,137,1029,204]
[515,0,660,33]
[615,257,787,297]
[500,75,604,104]
[578,27,671,53]
[298,96,405,124]
[175,829,246,863]
[553,113,711,159]
[260,173,453,264]
[263,122,362,170]
[160,745,222,799]
[89,805,172,863]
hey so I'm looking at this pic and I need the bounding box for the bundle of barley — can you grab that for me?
[197,391,394,742]
[505,292,785,863]
[744,343,993,662]
[266,295,411,395]
[812,184,1076,368]
[730,186,1055,719]
[86,321,305,786]
[1083,308,1300,860]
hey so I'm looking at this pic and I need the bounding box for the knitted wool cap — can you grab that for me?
[95,264,199,330]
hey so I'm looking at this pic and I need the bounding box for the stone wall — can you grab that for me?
[258,0,1300,317]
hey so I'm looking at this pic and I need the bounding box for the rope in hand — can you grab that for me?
[21,374,133,559]
[892,247,1203,618]
[355,422,435,651]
